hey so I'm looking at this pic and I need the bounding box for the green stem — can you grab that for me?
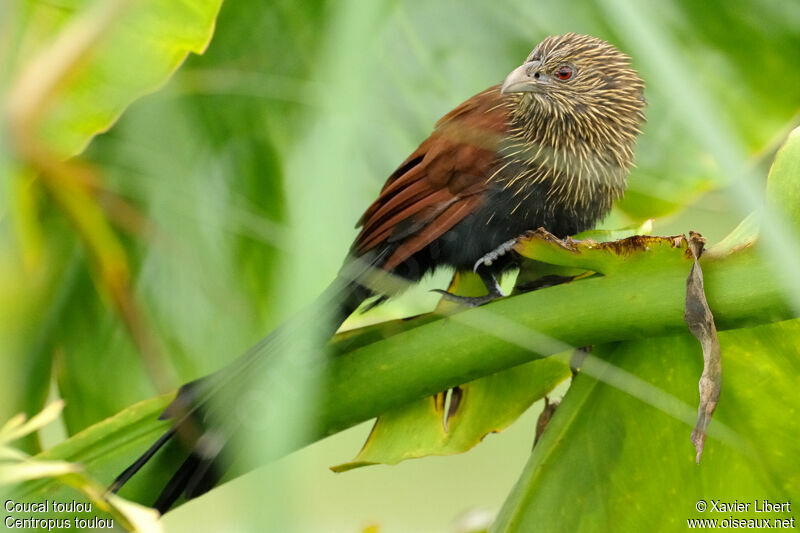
[316,246,787,439]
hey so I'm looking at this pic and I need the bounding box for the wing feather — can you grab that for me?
[352,85,510,269]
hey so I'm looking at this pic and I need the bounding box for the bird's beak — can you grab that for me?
[501,61,541,94]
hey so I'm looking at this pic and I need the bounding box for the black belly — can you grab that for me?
[390,179,613,282]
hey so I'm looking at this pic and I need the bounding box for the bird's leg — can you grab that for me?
[433,239,517,307]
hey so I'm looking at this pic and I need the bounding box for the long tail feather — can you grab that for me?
[110,267,379,511]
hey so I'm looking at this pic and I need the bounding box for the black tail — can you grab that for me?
[109,275,373,513]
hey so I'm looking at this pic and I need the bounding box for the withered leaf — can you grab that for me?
[684,231,722,463]
[533,396,560,448]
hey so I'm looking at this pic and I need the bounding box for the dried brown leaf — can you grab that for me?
[684,231,722,463]
[533,396,560,448]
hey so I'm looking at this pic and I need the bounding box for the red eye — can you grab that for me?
[555,66,573,80]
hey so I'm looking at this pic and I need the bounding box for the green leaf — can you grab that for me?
[14,395,172,502]
[0,461,81,485]
[766,126,800,234]
[333,272,571,472]
[333,357,570,472]
[514,228,690,275]
[1,0,224,449]
[8,0,224,158]
[515,220,654,292]
[491,320,800,532]
[1,401,165,532]
[707,212,759,257]
[0,400,64,445]
[573,218,654,242]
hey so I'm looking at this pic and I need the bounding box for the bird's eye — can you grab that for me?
[555,66,573,81]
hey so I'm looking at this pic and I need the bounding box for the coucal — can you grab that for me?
[111,33,645,511]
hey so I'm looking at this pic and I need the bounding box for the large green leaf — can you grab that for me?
[7,0,224,158]
[492,321,799,532]
[332,356,570,472]
[0,0,224,439]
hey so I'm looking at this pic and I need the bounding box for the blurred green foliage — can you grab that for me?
[2,0,799,531]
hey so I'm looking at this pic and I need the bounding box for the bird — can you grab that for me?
[110,32,646,512]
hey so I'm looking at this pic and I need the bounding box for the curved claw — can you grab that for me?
[473,239,518,272]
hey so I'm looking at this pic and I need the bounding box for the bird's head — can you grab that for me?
[501,33,645,132]
[497,33,646,206]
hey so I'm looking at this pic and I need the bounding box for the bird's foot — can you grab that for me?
[473,239,517,272]
[434,244,514,307]
[432,268,506,308]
